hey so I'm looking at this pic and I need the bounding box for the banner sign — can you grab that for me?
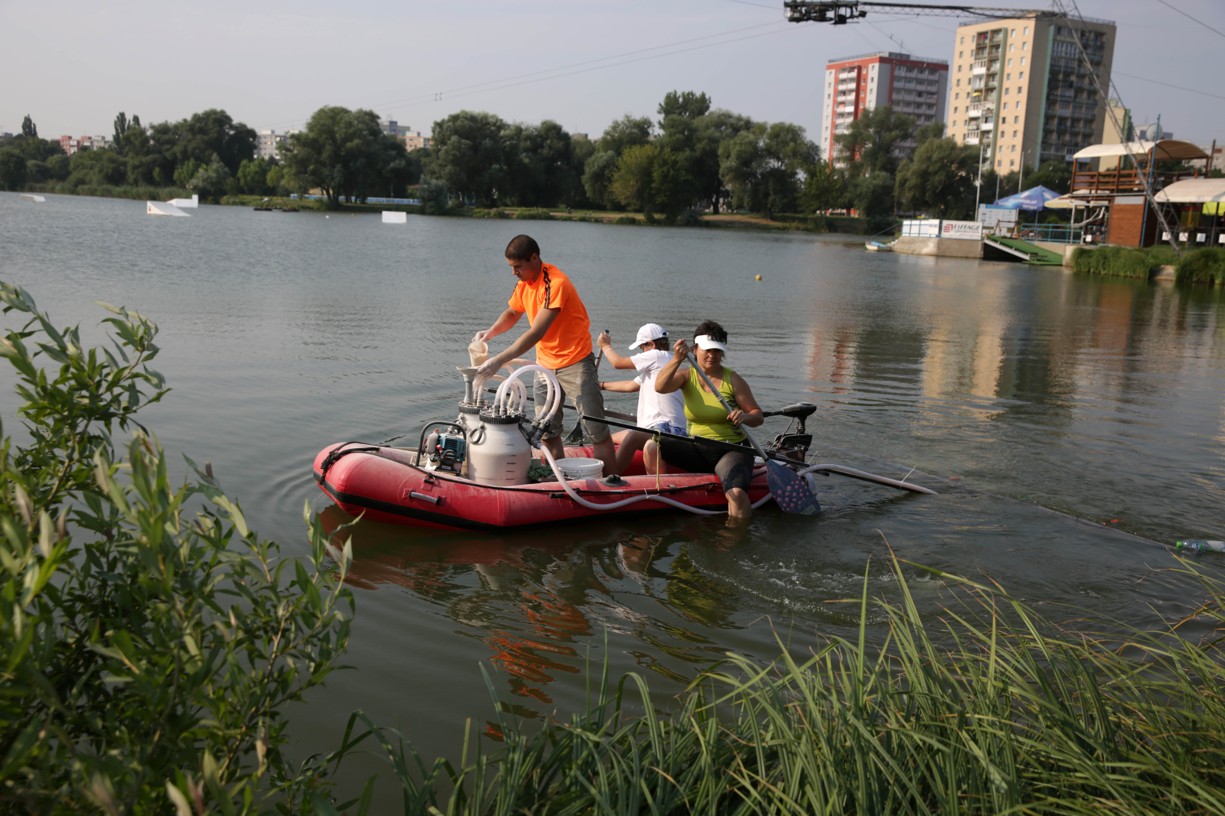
[940,220,983,240]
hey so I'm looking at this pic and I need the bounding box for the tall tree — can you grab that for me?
[0,149,27,190]
[113,112,130,155]
[582,115,652,209]
[21,115,37,139]
[610,143,688,222]
[501,120,577,207]
[895,137,977,218]
[799,160,848,215]
[698,109,755,213]
[658,90,711,120]
[173,109,257,176]
[836,106,915,176]
[427,110,509,207]
[610,144,659,218]
[656,91,711,214]
[719,122,817,219]
[280,106,387,207]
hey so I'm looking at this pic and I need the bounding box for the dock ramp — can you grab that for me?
[983,236,1063,266]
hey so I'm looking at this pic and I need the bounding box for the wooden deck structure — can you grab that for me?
[1063,140,1210,247]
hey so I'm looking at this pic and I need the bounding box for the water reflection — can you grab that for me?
[318,505,764,710]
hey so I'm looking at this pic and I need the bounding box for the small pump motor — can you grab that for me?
[421,424,467,473]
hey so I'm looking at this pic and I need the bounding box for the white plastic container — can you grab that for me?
[556,458,604,480]
[466,414,531,485]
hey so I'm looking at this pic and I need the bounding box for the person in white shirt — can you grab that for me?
[595,323,686,475]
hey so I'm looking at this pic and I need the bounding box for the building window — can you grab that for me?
[1004,87,1010,95]
[1006,73,1011,81]
[1010,28,1016,37]
[1014,116,1019,124]
[1009,43,1015,52]
[1023,26,1029,36]
[1021,56,1026,66]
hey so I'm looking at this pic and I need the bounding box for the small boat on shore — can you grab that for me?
[865,240,895,252]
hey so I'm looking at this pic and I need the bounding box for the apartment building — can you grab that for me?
[821,51,948,167]
[946,14,1116,175]
[382,119,431,151]
[256,130,292,160]
[58,134,112,155]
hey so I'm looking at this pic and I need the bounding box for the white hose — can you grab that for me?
[495,364,562,423]
[538,446,773,516]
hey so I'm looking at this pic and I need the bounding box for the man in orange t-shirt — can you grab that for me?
[474,235,615,474]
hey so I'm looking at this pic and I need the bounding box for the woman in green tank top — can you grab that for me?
[653,320,765,521]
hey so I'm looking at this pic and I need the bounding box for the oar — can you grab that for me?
[589,414,936,495]
[565,335,606,444]
[673,356,821,515]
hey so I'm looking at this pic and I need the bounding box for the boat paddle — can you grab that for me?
[686,352,820,515]
[585,414,937,495]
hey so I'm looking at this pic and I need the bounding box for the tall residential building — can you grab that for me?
[946,14,1116,175]
[58,134,112,155]
[821,51,948,167]
[257,130,294,161]
[1097,100,1133,171]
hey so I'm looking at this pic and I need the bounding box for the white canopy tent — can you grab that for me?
[1073,140,1209,164]
[1153,178,1225,205]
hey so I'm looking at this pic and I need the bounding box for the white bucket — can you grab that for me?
[556,457,603,480]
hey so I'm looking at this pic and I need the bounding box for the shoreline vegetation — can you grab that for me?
[6,281,1225,812]
[27,187,1225,285]
[220,193,870,234]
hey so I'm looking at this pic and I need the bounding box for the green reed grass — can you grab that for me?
[1071,245,1176,279]
[336,555,1225,814]
[1175,247,1225,286]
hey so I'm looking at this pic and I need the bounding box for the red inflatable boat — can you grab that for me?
[313,441,772,531]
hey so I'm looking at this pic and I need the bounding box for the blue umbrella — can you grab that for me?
[992,185,1061,211]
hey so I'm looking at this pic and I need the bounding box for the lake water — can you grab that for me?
[3,192,1224,798]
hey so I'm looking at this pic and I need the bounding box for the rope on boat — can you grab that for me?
[539,446,774,516]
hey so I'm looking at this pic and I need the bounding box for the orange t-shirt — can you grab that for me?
[508,262,593,369]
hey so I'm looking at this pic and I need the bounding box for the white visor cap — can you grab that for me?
[694,334,728,352]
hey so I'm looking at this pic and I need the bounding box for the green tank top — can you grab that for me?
[682,365,746,444]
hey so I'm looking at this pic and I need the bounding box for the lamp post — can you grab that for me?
[973,128,986,214]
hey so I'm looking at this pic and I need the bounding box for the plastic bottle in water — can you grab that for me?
[1174,539,1225,554]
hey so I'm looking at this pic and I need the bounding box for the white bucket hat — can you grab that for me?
[629,323,668,350]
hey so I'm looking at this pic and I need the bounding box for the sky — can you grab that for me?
[3,0,1224,149]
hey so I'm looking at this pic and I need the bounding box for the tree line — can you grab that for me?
[1,95,1077,223]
